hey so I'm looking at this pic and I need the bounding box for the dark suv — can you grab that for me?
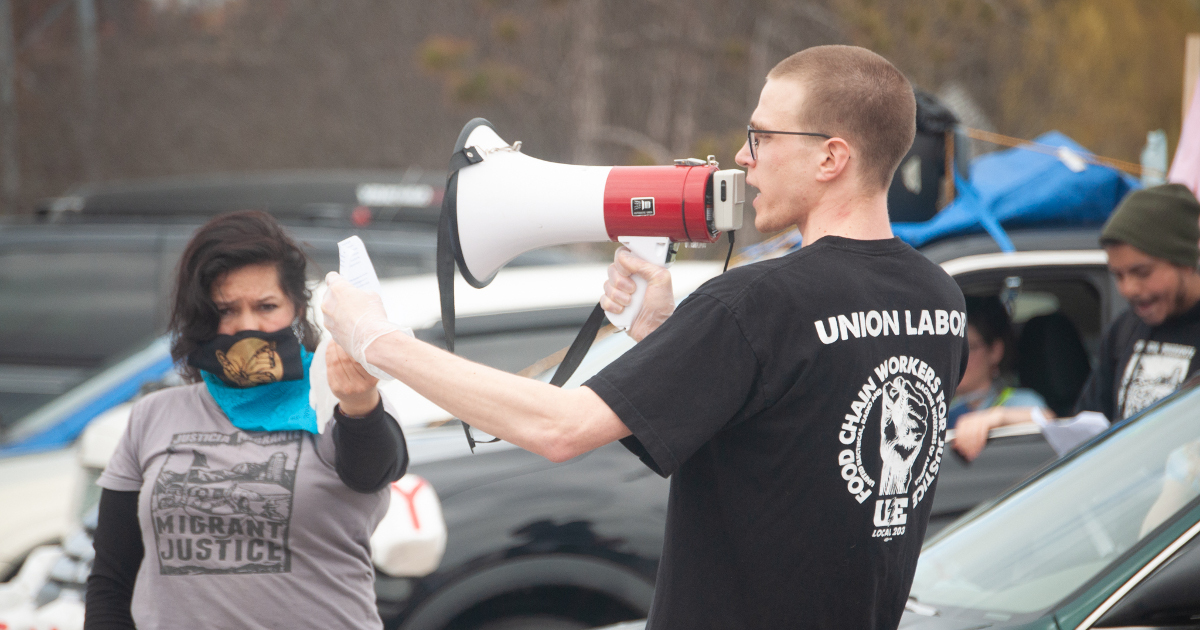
[0,169,577,449]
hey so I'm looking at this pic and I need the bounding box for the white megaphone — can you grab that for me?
[440,118,745,333]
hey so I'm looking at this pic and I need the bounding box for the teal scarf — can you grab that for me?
[201,347,319,434]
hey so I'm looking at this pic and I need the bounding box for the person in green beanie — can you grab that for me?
[955,183,1200,461]
[1079,182,1200,419]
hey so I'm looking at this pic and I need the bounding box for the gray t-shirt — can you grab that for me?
[98,383,390,630]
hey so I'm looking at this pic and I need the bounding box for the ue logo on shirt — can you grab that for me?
[834,355,947,542]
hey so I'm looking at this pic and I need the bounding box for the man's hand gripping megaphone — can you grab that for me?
[601,247,676,342]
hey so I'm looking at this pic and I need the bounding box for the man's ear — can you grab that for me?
[814,137,852,183]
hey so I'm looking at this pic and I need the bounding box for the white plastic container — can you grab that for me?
[371,474,447,577]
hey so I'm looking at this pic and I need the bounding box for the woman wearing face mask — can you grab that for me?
[84,211,407,630]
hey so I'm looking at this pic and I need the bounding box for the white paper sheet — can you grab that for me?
[338,235,383,295]
[333,236,408,383]
[1031,408,1110,457]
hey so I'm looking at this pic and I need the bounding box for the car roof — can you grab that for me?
[360,261,724,331]
[29,169,445,229]
[919,227,1103,264]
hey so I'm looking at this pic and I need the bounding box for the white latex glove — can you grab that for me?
[321,271,400,381]
[600,246,675,342]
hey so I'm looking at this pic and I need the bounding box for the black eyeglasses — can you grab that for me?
[746,125,832,161]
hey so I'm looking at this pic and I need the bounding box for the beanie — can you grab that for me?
[1100,183,1200,268]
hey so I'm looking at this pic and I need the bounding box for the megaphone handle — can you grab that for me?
[608,236,672,331]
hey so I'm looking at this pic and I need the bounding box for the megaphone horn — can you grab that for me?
[442,116,743,317]
[438,118,744,432]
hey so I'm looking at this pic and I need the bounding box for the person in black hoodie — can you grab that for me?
[955,184,1200,461]
[1078,183,1200,420]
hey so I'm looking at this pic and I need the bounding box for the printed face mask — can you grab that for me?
[187,328,304,388]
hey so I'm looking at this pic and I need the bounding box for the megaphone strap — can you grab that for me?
[455,303,607,450]
[723,230,736,272]
[441,136,492,451]
[439,148,485,357]
[548,304,608,388]
[449,146,483,172]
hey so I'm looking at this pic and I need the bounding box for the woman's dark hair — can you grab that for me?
[169,211,318,382]
[965,295,1015,373]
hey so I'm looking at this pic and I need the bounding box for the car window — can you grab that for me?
[1009,290,1059,323]
[527,326,638,387]
[958,272,1103,350]
[415,306,598,374]
[442,328,586,374]
[0,229,162,430]
[908,383,1200,617]
[959,271,1103,416]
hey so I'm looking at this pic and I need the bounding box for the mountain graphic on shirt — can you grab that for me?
[160,450,295,487]
[151,430,302,575]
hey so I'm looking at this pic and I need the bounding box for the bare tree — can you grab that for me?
[2,0,1195,216]
[0,0,17,210]
[570,0,604,164]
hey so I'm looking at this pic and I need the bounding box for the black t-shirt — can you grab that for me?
[586,236,968,630]
[1075,300,1200,421]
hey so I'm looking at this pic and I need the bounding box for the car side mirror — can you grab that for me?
[1094,534,1200,628]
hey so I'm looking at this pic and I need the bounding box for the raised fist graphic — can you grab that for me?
[879,376,929,496]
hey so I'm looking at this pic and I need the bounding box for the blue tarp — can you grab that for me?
[892,131,1140,248]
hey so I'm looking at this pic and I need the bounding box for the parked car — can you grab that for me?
[900,376,1200,629]
[0,340,174,581]
[0,169,582,454]
[0,171,423,441]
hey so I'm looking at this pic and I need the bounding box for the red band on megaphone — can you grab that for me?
[603,165,720,243]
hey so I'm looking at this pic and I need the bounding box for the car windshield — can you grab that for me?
[908,381,1200,616]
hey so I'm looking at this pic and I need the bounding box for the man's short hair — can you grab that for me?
[768,46,916,191]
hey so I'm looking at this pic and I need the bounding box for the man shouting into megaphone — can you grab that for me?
[323,45,967,630]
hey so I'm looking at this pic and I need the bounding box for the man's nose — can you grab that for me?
[735,141,753,168]
[1116,276,1140,301]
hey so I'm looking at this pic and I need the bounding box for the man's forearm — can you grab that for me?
[366,330,630,461]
